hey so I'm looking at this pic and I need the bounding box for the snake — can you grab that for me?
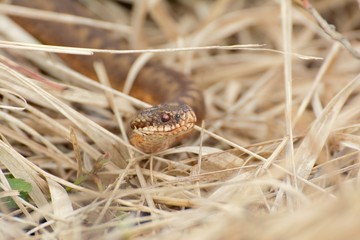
[9,0,205,153]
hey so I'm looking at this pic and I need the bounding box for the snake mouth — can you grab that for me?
[134,121,195,136]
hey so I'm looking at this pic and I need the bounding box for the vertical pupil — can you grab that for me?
[161,113,170,122]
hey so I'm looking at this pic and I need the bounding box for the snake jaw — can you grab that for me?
[129,103,197,153]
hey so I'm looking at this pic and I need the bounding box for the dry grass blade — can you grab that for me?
[295,74,360,181]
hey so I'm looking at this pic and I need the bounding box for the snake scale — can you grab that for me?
[9,0,205,153]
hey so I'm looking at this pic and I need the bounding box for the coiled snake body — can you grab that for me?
[10,0,205,153]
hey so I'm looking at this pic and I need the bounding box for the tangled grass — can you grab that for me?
[0,0,360,239]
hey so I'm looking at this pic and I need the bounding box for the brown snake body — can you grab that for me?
[9,0,205,153]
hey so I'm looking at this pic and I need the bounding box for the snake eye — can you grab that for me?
[160,113,170,123]
[174,113,181,123]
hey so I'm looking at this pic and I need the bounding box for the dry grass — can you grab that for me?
[0,0,360,239]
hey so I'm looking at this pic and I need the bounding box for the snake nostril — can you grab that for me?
[160,113,170,123]
[174,113,181,123]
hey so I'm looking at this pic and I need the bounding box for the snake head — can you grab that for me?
[128,103,197,153]
[130,103,196,136]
